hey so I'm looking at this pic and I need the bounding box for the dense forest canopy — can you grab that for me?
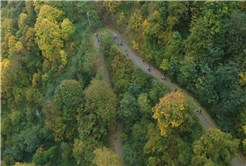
[1,1,246,166]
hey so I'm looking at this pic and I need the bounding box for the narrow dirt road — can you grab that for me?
[93,36,126,166]
[111,32,246,166]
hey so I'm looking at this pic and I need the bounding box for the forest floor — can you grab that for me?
[93,36,126,166]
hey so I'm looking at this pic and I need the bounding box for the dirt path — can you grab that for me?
[93,36,126,166]
[110,31,246,166]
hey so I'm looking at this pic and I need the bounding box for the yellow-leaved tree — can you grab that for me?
[34,5,63,62]
[8,35,17,55]
[35,5,76,63]
[1,59,11,92]
[18,13,28,30]
[93,147,122,166]
[103,1,121,13]
[61,18,75,40]
[33,1,45,15]
[60,50,68,66]
[131,10,143,32]
[238,69,246,88]
[152,90,194,137]
[117,12,126,29]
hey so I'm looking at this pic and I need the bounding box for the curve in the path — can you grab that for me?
[111,31,246,166]
[93,36,126,166]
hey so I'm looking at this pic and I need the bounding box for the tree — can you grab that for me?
[99,33,113,56]
[42,100,65,142]
[160,31,184,73]
[73,137,99,166]
[202,1,240,37]
[1,59,11,92]
[81,50,99,77]
[185,2,240,59]
[191,129,239,165]
[35,18,63,62]
[138,93,152,118]
[33,1,45,15]
[84,79,118,130]
[215,61,244,114]
[144,123,192,166]
[21,28,38,52]
[61,18,75,40]
[93,147,122,166]
[54,79,83,140]
[128,82,142,98]
[35,5,63,62]
[103,1,121,13]
[149,79,169,105]
[167,1,190,32]
[61,142,73,160]
[118,92,139,132]
[152,90,195,137]
[130,10,143,32]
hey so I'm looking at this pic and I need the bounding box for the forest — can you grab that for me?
[1,1,246,166]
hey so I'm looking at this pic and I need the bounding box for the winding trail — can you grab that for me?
[112,31,246,166]
[93,36,126,166]
[94,30,246,165]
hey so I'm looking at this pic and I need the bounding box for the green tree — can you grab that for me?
[191,129,239,165]
[118,92,139,132]
[84,79,118,130]
[138,93,152,118]
[73,137,99,166]
[99,33,113,56]
[54,79,83,140]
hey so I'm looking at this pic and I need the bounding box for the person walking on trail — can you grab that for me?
[96,33,98,38]
[164,77,166,80]
[200,110,202,113]
[196,110,199,115]
[114,137,116,140]
[118,43,119,46]
[98,38,99,42]
[148,66,150,72]
[126,50,127,52]
[143,59,145,63]
[127,53,129,56]
[162,76,164,80]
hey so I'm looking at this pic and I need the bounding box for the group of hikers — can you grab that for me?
[96,33,174,83]
[95,32,203,136]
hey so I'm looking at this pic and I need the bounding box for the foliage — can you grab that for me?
[73,138,98,166]
[84,79,118,130]
[61,18,76,40]
[103,1,121,13]
[152,90,195,137]
[93,147,123,166]
[191,129,239,165]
